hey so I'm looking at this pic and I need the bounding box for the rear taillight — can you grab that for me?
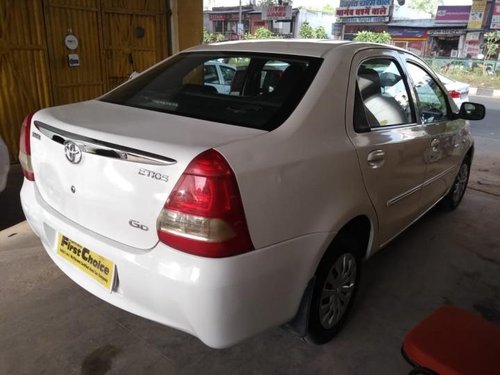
[449,90,461,99]
[157,149,254,258]
[19,113,35,181]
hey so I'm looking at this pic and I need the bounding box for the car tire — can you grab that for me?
[440,155,471,211]
[305,233,362,345]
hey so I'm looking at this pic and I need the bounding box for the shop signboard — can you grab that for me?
[435,6,471,23]
[465,31,481,41]
[340,16,390,23]
[261,5,292,20]
[209,14,226,21]
[209,13,249,21]
[491,0,500,29]
[344,25,386,35]
[468,0,487,29]
[389,28,427,38]
[465,41,481,55]
[428,29,465,36]
[336,0,393,21]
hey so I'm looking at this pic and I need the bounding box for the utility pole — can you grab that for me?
[238,0,242,39]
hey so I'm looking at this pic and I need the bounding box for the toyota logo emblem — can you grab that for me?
[64,141,83,164]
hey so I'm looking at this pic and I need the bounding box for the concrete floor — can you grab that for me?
[1,186,500,374]
[1,130,500,374]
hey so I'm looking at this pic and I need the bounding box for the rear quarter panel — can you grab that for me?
[217,46,378,277]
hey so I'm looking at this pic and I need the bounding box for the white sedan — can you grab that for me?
[20,41,484,348]
[436,73,470,108]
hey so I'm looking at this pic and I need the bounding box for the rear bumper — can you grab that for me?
[20,179,330,348]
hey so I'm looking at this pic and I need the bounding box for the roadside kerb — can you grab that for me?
[469,87,500,97]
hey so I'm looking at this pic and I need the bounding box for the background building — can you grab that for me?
[204,4,336,39]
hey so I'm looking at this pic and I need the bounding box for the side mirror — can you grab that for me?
[459,102,485,121]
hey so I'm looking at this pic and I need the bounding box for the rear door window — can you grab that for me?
[101,53,322,131]
[356,58,414,130]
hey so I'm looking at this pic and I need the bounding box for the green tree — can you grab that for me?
[243,27,279,40]
[354,31,391,44]
[322,4,335,14]
[406,0,443,17]
[483,31,500,74]
[299,22,315,38]
[254,27,276,39]
[203,28,224,44]
[315,26,328,39]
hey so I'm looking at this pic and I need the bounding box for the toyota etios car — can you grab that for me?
[20,41,485,348]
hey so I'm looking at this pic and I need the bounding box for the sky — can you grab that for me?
[204,0,473,9]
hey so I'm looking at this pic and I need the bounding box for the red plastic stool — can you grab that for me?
[402,305,500,375]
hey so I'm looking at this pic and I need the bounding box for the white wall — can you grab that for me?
[294,8,336,38]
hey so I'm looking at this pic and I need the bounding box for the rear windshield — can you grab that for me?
[100,52,322,131]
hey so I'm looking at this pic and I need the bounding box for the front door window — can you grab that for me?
[406,63,449,124]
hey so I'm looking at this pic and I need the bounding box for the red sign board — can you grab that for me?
[209,14,226,21]
[435,6,471,23]
[209,13,244,21]
[261,5,292,20]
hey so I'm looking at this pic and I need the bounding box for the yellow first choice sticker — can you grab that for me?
[57,234,115,291]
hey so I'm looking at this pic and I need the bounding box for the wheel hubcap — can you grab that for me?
[452,163,469,204]
[319,253,357,329]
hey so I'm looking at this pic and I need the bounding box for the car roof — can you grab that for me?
[184,40,410,59]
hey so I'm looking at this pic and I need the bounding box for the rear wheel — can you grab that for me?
[440,155,471,210]
[306,234,361,344]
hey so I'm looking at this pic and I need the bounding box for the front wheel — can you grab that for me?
[306,235,361,344]
[440,155,471,210]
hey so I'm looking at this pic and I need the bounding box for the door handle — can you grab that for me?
[367,149,385,168]
[431,138,440,151]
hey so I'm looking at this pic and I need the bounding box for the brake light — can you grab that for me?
[157,149,254,258]
[449,90,461,99]
[19,113,35,181]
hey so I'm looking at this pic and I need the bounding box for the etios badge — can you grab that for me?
[64,141,83,164]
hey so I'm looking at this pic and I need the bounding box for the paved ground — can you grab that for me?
[468,94,500,197]
[1,187,500,374]
[469,136,500,197]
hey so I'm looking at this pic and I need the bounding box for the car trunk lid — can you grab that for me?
[29,100,265,249]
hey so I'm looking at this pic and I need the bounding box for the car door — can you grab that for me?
[404,55,466,211]
[218,64,235,94]
[203,63,224,93]
[346,49,429,247]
